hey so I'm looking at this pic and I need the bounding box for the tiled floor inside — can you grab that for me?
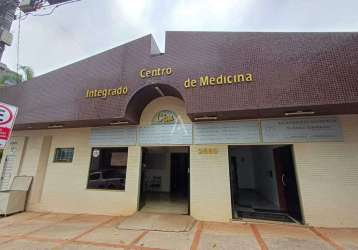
[140,192,189,215]
[0,212,357,250]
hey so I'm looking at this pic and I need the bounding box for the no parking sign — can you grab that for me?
[0,102,18,149]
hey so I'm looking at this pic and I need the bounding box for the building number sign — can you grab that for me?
[198,148,218,155]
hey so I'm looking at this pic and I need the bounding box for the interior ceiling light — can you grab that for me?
[284,110,315,116]
[154,86,165,97]
[194,116,218,121]
[47,124,64,128]
[109,121,129,125]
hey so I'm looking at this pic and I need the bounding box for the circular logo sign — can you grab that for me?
[152,110,178,125]
[0,104,14,125]
[92,149,100,158]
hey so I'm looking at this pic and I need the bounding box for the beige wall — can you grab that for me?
[0,136,27,189]
[190,145,232,222]
[5,112,358,227]
[16,135,53,207]
[28,136,52,205]
[12,129,142,216]
[293,115,358,228]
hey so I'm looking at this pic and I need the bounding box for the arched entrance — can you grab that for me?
[136,96,191,215]
[125,83,185,124]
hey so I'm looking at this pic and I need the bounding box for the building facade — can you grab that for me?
[0,32,357,228]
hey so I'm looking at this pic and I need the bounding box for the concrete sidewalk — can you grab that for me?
[0,212,357,250]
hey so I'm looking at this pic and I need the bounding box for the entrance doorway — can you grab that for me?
[139,146,189,214]
[229,145,303,223]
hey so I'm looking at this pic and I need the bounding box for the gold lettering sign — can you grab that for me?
[198,148,218,155]
[184,73,254,89]
[139,67,173,79]
[152,110,178,125]
[85,86,128,99]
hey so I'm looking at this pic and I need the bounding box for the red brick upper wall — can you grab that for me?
[0,32,357,128]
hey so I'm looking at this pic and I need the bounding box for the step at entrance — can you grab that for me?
[117,212,196,232]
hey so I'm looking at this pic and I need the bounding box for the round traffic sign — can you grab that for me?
[0,104,14,125]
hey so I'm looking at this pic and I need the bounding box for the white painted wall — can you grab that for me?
[229,147,255,189]
[252,148,280,208]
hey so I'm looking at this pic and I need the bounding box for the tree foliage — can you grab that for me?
[0,66,34,87]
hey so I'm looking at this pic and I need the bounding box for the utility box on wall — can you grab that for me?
[19,0,37,13]
[0,29,13,46]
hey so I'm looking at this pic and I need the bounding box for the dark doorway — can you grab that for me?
[229,145,303,223]
[229,156,239,212]
[139,147,190,214]
[171,153,189,196]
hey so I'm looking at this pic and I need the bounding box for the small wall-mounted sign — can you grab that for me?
[261,116,343,142]
[0,102,18,149]
[92,149,100,157]
[198,148,218,155]
[9,140,17,154]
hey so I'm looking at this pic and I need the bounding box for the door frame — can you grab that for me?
[273,149,288,211]
[228,145,304,223]
[138,146,190,215]
[273,145,304,223]
[138,147,147,210]
[228,155,239,218]
[170,151,190,215]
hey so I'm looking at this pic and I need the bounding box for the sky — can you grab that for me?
[2,0,358,76]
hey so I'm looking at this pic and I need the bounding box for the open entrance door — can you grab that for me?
[139,146,189,214]
[229,145,303,223]
[273,146,302,222]
[171,153,189,197]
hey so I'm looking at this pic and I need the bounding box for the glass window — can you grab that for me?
[54,148,74,162]
[87,148,128,190]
